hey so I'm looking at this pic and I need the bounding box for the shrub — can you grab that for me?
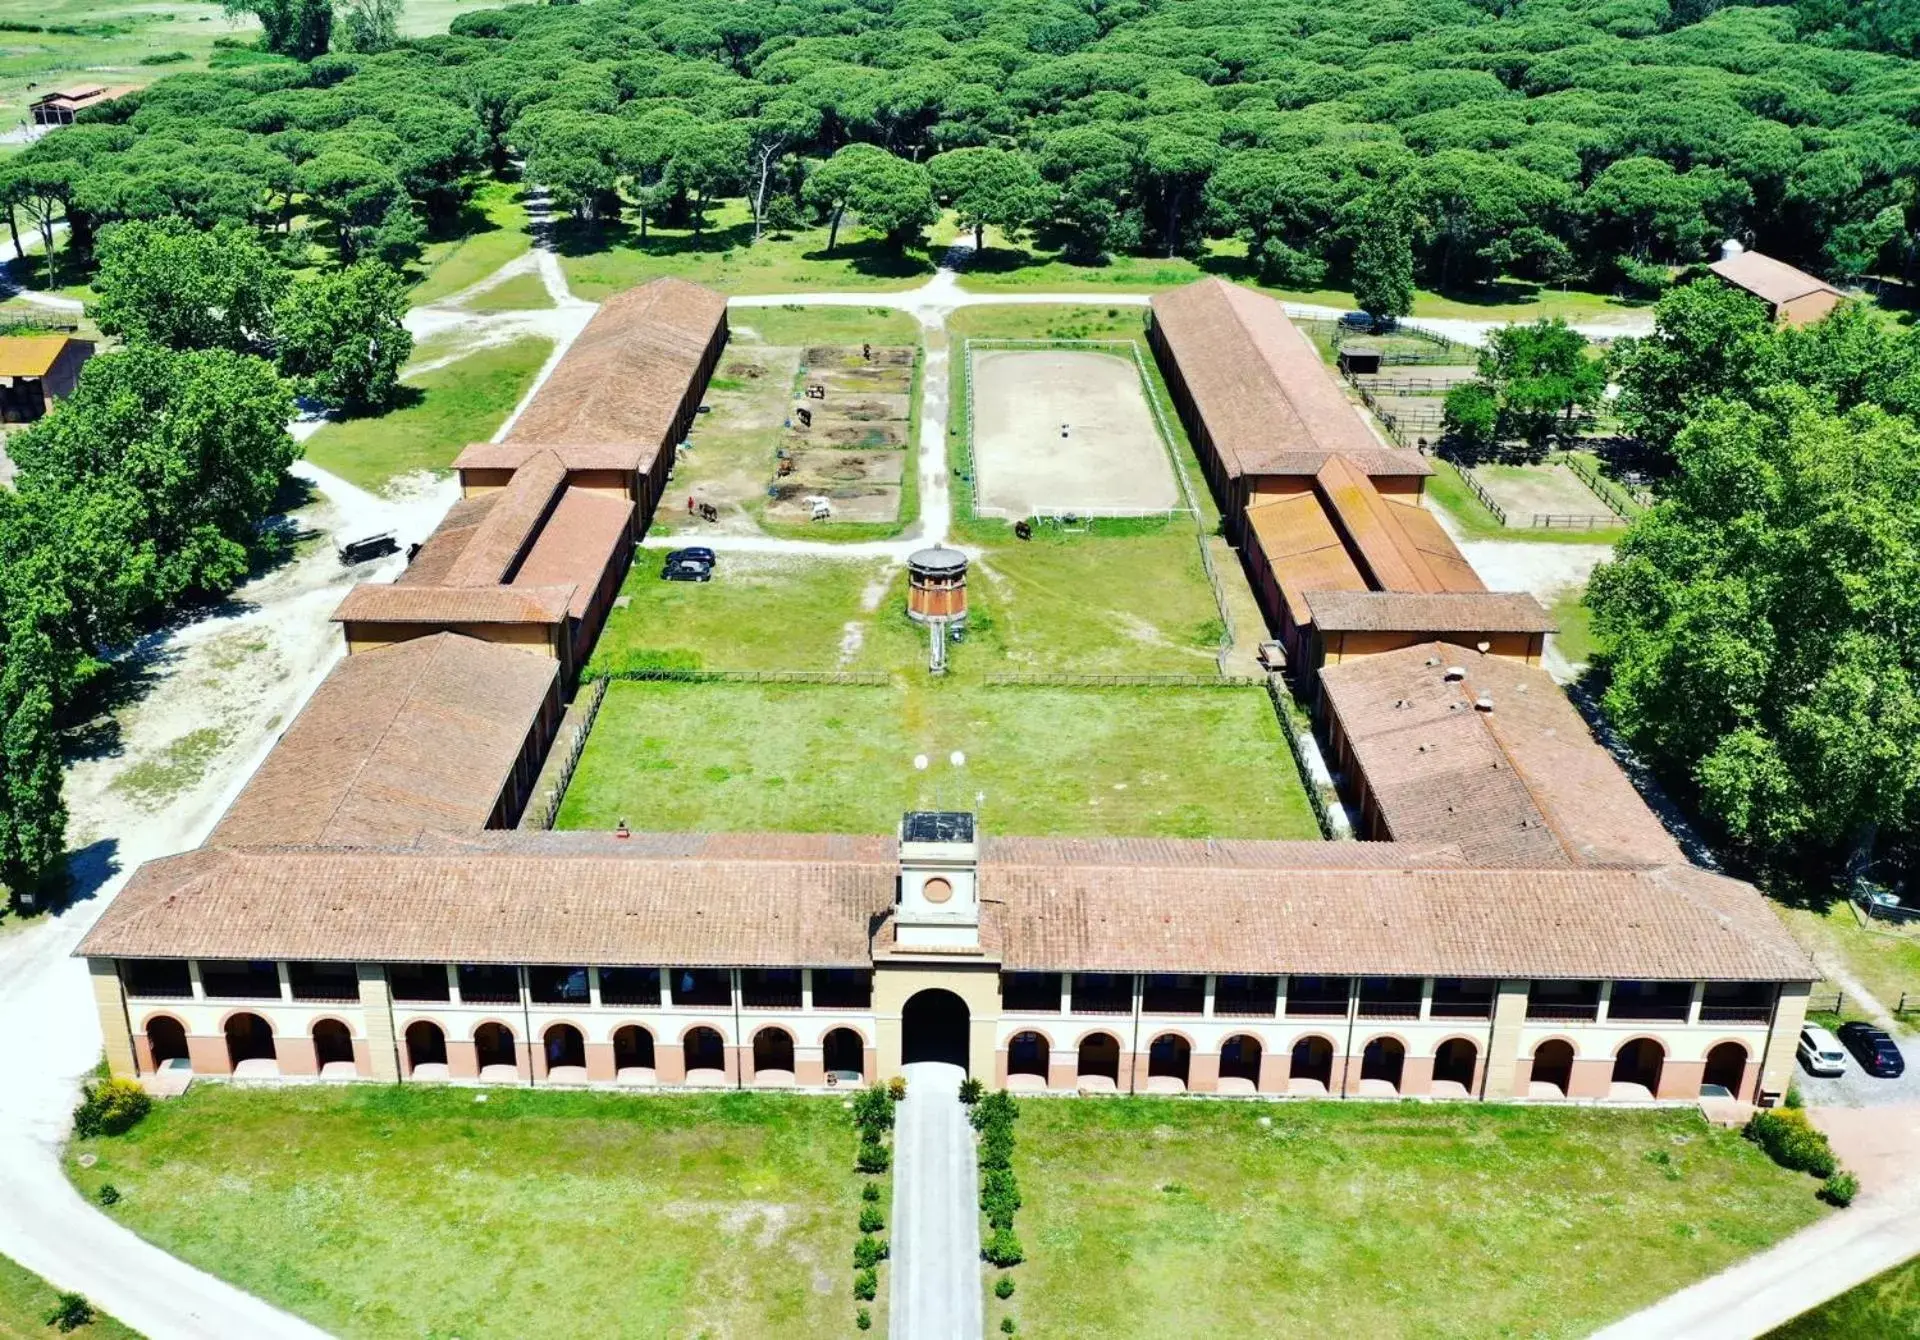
[958,1077,985,1104]
[72,1078,151,1138]
[854,1234,889,1269]
[1823,1170,1860,1206]
[96,1183,121,1206]
[861,1181,882,1203]
[1001,1317,1017,1335]
[45,1293,94,1333]
[888,1075,908,1102]
[859,1204,885,1233]
[978,1123,1015,1170]
[853,1268,877,1301]
[857,1135,892,1174]
[856,1306,872,1331]
[983,1226,1025,1267]
[1784,1084,1804,1110]
[982,1168,1021,1211]
[994,1275,1016,1299]
[853,1085,895,1135]
[1745,1110,1837,1178]
[971,1090,1019,1132]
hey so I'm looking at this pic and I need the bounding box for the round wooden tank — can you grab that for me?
[906,546,968,625]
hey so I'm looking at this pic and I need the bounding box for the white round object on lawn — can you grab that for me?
[913,754,929,771]
[950,750,966,768]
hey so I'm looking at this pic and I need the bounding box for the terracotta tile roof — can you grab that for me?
[79,845,894,968]
[1708,251,1840,306]
[1150,278,1390,479]
[210,634,558,849]
[442,449,568,588]
[507,278,726,448]
[1250,496,1369,625]
[0,335,73,377]
[452,441,664,474]
[1385,500,1484,592]
[1305,591,1555,635]
[987,862,1813,981]
[1319,643,1686,868]
[395,495,496,587]
[1315,454,1451,592]
[1250,448,1433,478]
[331,583,572,627]
[980,836,1461,868]
[511,487,634,618]
[409,828,901,863]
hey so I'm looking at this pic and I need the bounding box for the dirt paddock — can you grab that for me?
[969,348,1177,517]
[1475,461,1616,527]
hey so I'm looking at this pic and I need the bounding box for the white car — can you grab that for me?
[1798,1024,1848,1077]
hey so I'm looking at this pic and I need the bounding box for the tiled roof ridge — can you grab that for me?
[1448,665,1584,866]
[302,636,449,846]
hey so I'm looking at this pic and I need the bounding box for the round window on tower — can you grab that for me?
[923,877,953,905]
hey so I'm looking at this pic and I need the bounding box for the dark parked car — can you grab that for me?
[1838,1022,1906,1077]
[662,553,713,582]
[668,547,716,566]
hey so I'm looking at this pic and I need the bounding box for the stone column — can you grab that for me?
[357,964,400,1082]
[1481,980,1529,1099]
[90,959,137,1079]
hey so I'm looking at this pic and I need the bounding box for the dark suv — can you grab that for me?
[662,549,715,582]
[1838,1021,1906,1078]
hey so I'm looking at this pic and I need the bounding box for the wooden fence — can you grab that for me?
[600,667,891,685]
[1455,467,1508,526]
[982,672,1266,688]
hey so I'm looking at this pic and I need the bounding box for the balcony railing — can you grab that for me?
[1215,996,1278,1017]
[459,988,520,1005]
[1429,1000,1493,1020]
[1286,998,1350,1017]
[1607,1003,1691,1022]
[1071,998,1133,1015]
[742,990,802,1010]
[1525,1003,1599,1022]
[1357,999,1422,1019]
[1699,1004,1774,1025]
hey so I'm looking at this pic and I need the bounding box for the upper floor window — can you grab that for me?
[122,959,192,999]
[200,960,281,1000]
[528,966,589,1006]
[387,963,450,1003]
[287,961,359,1003]
[1001,972,1062,1013]
[814,969,873,1010]
[459,964,520,1005]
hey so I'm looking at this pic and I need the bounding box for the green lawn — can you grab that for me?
[301,335,553,494]
[1550,586,1596,667]
[556,199,935,300]
[1008,1100,1827,1340]
[730,304,920,347]
[407,179,533,305]
[0,1252,140,1340]
[67,1086,867,1340]
[590,551,899,675]
[1767,1255,1920,1338]
[457,269,553,313]
[1424,459,1629,545]
[1776,898,1920,1027]
[558,678,1317,839]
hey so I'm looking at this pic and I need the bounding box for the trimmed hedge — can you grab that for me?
[1746,1109,1837,1178]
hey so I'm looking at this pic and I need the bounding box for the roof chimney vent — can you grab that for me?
[1476,640,1491,654]
[1444,665,1467,682]
[1474,695,1495,712]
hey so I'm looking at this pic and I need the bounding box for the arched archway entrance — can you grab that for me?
[405,1021,447,1075]
[1433,1038,1478,1092]
[753,1027,796,1083]
[1220,1035,1262,1088]
[1077,1033,1120,1086]
[544,1024,586,1075]
[1531,1039,1574,1096]
[312,1019,354,1071]
[1146,1034,1191,1091]
[901,989,970,1070]
[683,1026,727,1079]
[1612,1038,1664,1095]
[224,1013,275,1070]
[474,1022,518,1077]
[1359,1037,1405,1092]
[146,1016,188,1069]
[1007,1031,1049,1086]
[1703,1041,1748,1097]
[614,1025,655,1077]
[1290,1035,1333,1089]
[822,1028,865,1082]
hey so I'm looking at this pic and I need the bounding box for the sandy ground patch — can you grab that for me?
[969,348,1175,516]
[1475,461,1616,528]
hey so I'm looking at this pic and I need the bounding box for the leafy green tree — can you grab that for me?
[928,147,1047,253]
[275,262,413,412]
[223,0,333,59]
[744,101,821,243]
[296,151,408,263]
[1351,193,1416,323]
[804,145,935,252]
[518,110,623,222]
[91,217,288,354]
[1476,318,1607,452]
[1441,380,1499,461]
[1588,389,1920,871]
[9,347,298,616]
[339,0,402,54]
[1610,278,1782,469]
[0,595,68,906]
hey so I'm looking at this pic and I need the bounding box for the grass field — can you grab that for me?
[1767,1254,1920,1338]
[1550,586,1596,667]
[1008,1099,1826,1339]
[1776,899,1920,1028]
[301,335,552,493]
[0,1252,140,1340]
[558,678,1317,839]
[590,551,898,675]
[407,179,533,305]
[66,1086,866,1340]
[556,200,934,300]
[1425,459,1629,545]
[458,269,553,312]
